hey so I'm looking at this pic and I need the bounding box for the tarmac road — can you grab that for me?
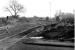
[7,39,74,50]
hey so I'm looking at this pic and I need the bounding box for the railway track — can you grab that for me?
[0,25,44,50]
[0,24,74,50]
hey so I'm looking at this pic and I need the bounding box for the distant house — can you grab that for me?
[0,17,7,26]
[55,13,74,23]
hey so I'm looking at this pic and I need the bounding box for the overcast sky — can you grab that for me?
[0,0,75,17]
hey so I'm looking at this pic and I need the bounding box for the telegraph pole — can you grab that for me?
[73,10,75,24]
[49,2,51,18]
[73,10,75,38]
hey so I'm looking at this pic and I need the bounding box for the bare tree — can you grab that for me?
[5,0,24,16]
